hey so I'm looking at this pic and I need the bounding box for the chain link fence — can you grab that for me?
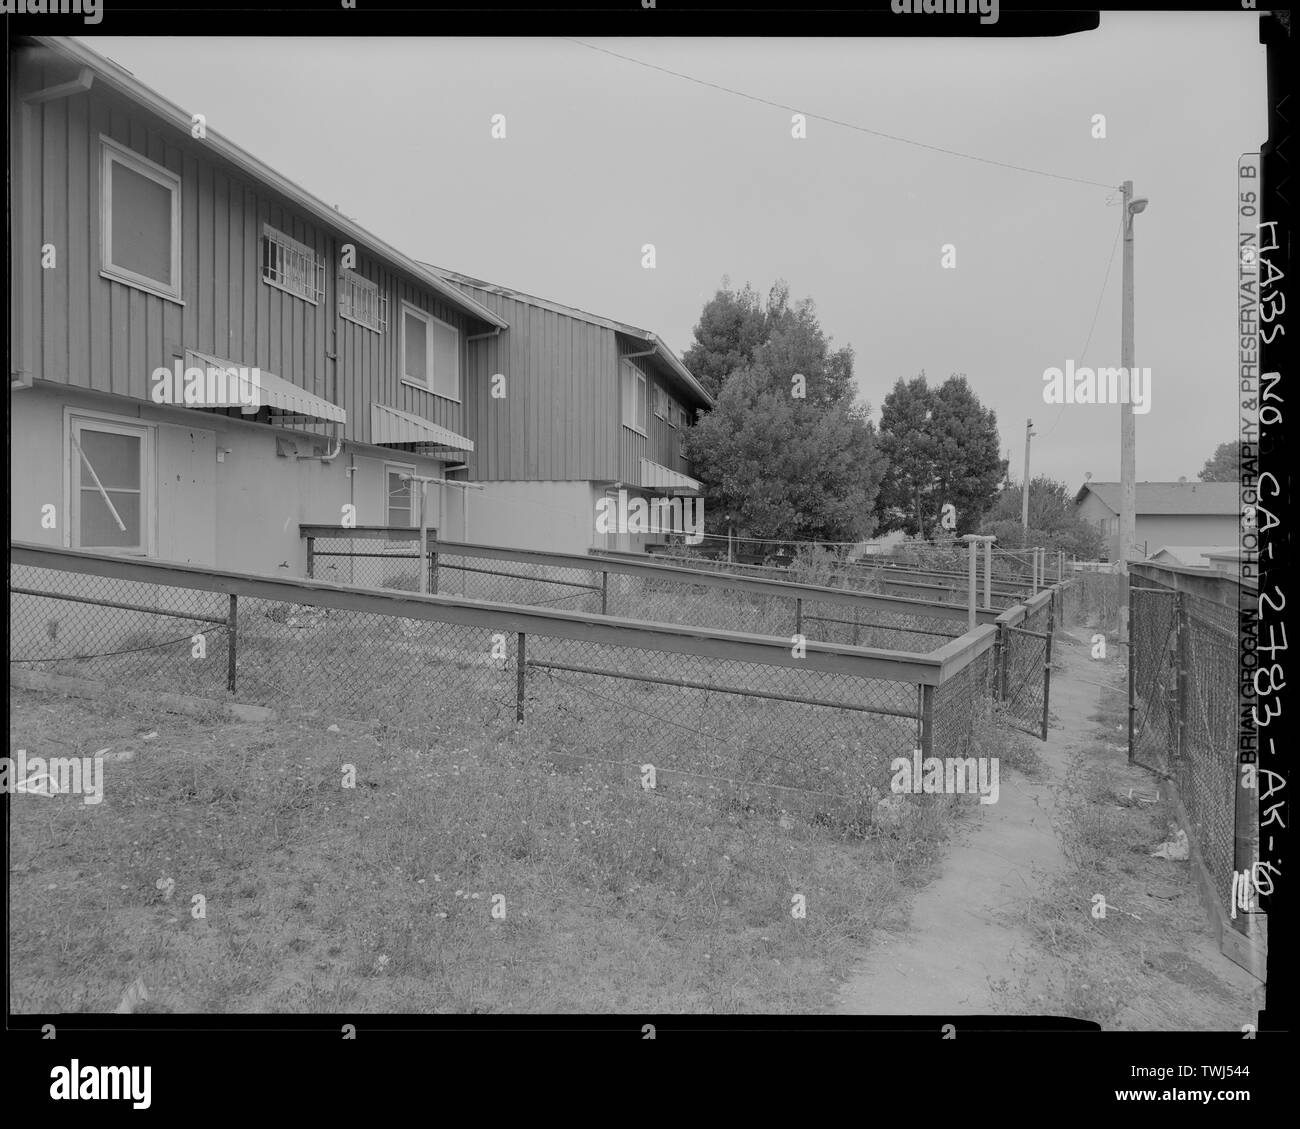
[995,592,1055,740]
[11,547,1066,832]
[307,534,975,653]
[1129,565,1248,928]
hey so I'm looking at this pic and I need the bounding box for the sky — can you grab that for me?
[82,17,1266,493]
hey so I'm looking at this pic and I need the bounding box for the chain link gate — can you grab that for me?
[998,592,1055,740]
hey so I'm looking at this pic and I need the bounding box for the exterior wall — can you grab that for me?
[456,287,620,482]
[12,47,477,449]
[11,383,452,578]
[1134,515,1239,559]
[1075,493,1237,560]
[618,338,694,479]
[468,480,602,555]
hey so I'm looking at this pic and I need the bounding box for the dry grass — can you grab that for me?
[7,681,990,1013]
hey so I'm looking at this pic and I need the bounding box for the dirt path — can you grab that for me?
[836,651,1083,1016]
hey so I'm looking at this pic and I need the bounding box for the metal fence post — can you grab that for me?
[1127,583,1137,766]
[1174,591,1187,761]
[429,532,439,595]
[516,632,526,722]
[919,683,935,759]
[305,536,315,580]
[600,570,608,615]
[1041,592,1055,741]
[227,594,238,693]
[795,596,803,639]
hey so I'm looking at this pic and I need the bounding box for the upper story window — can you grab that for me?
[401,302,460,401]
[339,270,388,333]
[653,385,668,420]
[261,224,325,303]
[666,397,680,429]
[621,363,647,434]
[100,137,182,301]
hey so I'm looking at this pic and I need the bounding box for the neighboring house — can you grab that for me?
[1204,548,1242,576]
[10,35,508,579]
[423,266,713,554]
[1149,545,1238,569]
[1074,481,1240,562]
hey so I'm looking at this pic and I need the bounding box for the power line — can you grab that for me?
[1038,220,1122,443]
[563,38,1118,192]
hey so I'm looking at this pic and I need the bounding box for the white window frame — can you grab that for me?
[261,223,325,304]
[400,301,461,403]
[339,269,388,333]
[63,407,156,556]
[384,461,418,529]
[622,363,647,436]
[652,385,664,420]
[100,135,183,303]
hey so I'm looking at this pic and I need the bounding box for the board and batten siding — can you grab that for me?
[617,338,697,482]
[15,57,471,447]
[457,285,619,482]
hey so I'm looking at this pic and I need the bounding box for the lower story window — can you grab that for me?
[386,464,416,527]
[67,414,153,553]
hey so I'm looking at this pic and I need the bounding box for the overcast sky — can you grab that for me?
[82,16,1264,492]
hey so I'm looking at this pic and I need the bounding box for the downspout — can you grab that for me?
[302,232,344,461]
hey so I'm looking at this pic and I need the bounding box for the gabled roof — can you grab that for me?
[32,36,507,331]
[423,264,713,409]
[1074,481,1239,516]
[1149,545,1239,566]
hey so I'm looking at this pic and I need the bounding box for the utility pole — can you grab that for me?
[1021,418,1035,537]
[1119,180,1148,639]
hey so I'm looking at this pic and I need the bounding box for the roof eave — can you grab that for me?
[36,36,508,331]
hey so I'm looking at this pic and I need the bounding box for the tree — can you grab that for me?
[1197,440,1241,482]
[875,373,1005,535]
[680,280,768,399]
[978,475,1103,558]
[683,287,885,542]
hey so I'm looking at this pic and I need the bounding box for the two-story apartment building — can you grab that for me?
[10,35,713,581]
[10,35,508,578]
[424,268,714,555]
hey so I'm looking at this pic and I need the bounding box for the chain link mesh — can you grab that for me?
[1131,577,1245,924]
[11,555,1058,830]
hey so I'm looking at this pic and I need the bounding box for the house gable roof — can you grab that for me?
[1074,481,1239,517]
[424,264,714,409]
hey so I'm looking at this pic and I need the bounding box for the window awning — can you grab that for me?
[183,350,346,424]
[640,457,701,494]
[371,402,474,453]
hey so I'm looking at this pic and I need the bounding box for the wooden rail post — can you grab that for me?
[516,632,526,723]
[227,594,238,693]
